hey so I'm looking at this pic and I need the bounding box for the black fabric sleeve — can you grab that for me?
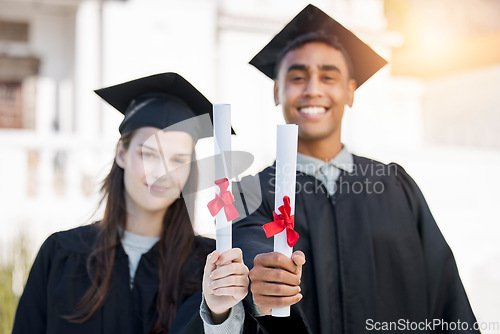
[394,164,479,333]
[12,233,58,334]
[169,291,204,334]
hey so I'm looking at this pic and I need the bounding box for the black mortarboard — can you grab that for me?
[249,4,388,88]
[95,72,216,140]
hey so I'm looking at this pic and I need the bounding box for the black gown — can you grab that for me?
[12,224,214,334]
[233,155,479,334]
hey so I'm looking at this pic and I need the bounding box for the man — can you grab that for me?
[233,4,478,334]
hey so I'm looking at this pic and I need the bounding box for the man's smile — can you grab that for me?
[298,106,327,115]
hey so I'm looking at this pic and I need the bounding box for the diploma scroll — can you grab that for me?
[273,124,298,317]
[213,104,233,254]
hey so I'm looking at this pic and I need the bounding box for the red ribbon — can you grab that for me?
[207,178,239,221]
[262,196,299,247]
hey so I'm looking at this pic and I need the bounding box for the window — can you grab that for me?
[0,82,22,129]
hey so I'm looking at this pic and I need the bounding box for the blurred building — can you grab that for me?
[0,0,107,262]
[0,0,499,330]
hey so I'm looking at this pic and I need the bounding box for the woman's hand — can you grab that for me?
[202,248,249,324]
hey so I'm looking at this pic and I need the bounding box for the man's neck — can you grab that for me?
[297,137,343,161]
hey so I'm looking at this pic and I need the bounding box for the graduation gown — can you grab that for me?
[233,155,478,334]
[12,224,214,334]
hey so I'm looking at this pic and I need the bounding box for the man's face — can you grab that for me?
[274,42,356,143]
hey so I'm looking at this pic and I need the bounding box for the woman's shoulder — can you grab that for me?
[45,223,100,256]
[23,224,100,293]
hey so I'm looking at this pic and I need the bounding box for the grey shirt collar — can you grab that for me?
[296,146,354,195]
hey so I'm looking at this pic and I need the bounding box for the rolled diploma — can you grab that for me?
[273,124,298,317]
[214,104,232,254]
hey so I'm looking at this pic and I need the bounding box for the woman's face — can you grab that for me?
[116,127,194,216]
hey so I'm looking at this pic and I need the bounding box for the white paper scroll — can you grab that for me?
[273,124,298,317]
[214,104,232,254]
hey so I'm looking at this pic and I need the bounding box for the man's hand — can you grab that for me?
[249,250,305,315]
[203,248,249,324]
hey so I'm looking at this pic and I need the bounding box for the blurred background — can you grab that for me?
[0,0,499,332]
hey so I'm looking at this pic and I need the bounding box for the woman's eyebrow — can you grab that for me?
[139,144,158,151]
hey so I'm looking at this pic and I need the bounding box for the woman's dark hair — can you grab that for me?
[65,130,199,333]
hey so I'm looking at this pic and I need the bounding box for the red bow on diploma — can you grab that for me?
[262,196,299,247]
[207,178,239,221]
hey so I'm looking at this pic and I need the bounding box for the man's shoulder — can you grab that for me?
[352,154,393,168]
[349,154,426,204]
[351,154,408,180]
[237,164,275,193]
[256,164,276,178]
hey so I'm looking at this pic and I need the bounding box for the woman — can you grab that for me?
[12,73,250,333]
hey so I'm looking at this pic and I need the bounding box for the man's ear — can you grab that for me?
[273,81,280,106]
[115,141,126,169]
[347,79,356,108]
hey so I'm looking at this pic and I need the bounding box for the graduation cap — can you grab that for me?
[95,72,222,140]
[249,4,388,88]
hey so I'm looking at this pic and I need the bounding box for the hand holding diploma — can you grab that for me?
[255,124,301,316]
[202,249,249,324]
[249,250,305,315]
[203,104,249,324]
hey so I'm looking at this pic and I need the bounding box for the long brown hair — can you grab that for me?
[65,130,199,333]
